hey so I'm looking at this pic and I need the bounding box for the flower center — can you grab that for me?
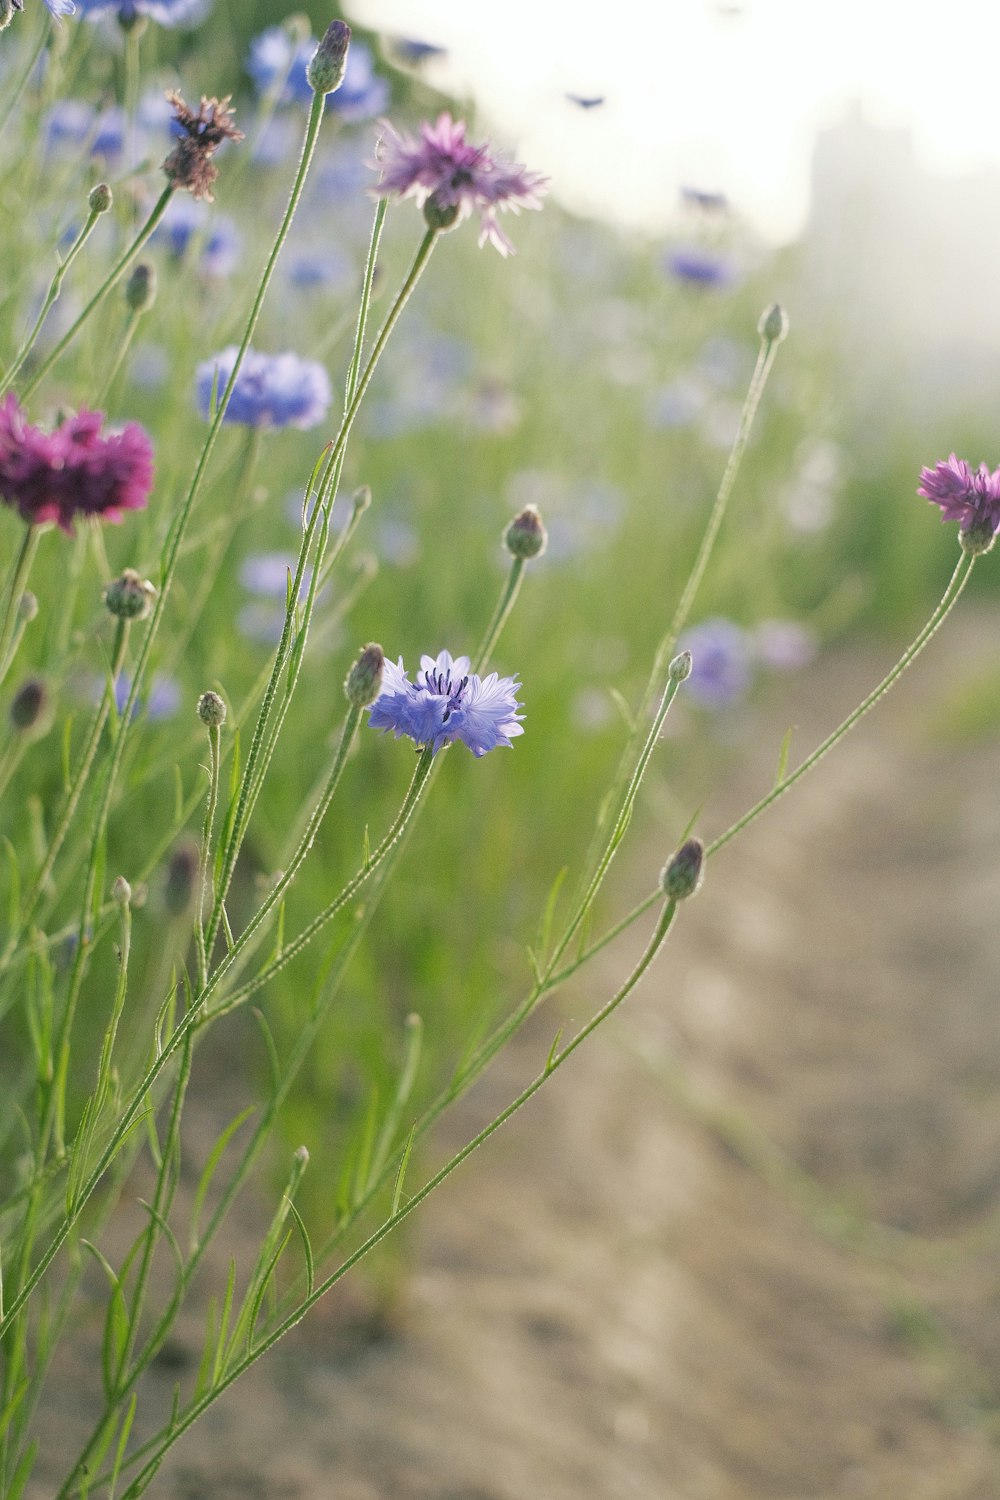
[422,666,469,719]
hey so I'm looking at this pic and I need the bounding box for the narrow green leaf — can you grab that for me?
[109,1392,138,1500]
[391,1125,416,1218]
[189,1106,255,1251]
[607,686,636,732]
[545,1028,565,1074]
[537,866,568,963]
[211,1258,238,1385]
[3,1438,38,1500]
[286,1200,314,1299]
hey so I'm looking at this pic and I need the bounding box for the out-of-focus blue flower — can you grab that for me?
[664,247,734,288]
[250,114,300,167]
[240,551,311,598]
[195,347,331,429]
[677,619,752,708]
[753,619,817,672]
[107,672,180,721]
[90,105,126,160]
[645,376,706,431]
[386,36,447,65]
[368,650,524,757]
[331,42,389,121]
[248,27,387,119]
[287,245,352,290]
[73,0,209,24]
[153,197,241,278]
[44,0,78,15]
[43,99,94,151]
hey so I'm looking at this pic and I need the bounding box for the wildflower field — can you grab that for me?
[1,2,999,1496]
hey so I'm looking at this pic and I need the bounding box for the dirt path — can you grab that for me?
[33,607,1000,1499]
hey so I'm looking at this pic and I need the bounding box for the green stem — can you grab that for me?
[110,900,678,1500]
[707,549,976,857]
[17,186,175,402]
[0,620,129,979]
[0,204,107,397]
[205,219,435,962]
[0,10,50,137]
[194,722,221,988]
[473,557,524,671]
[0,524,40,688]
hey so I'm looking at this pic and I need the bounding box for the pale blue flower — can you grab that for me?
[73,0,208,23]
[368,650,524,756]
[677,619,752,707]
[195,346,331,429]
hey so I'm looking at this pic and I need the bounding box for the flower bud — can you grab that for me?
[352,484,372,517]
[18,591,38,623]
[660,837,704,901]
[959,520,997,557]
[163,841,199,917]
[668,650,692,682]
[125,261,157,313]
[89,182,113,214]
[423,192,461,233]
[307,18,351,94]
[504,505,547,560]
[345,643,385,707]
[9,677,50,734]
[758,302,789,345]
[104,569,157,621]
[112,875,132,907]
[197,690,227,728]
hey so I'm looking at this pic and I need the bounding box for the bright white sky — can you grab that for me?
[349,0,1000,242]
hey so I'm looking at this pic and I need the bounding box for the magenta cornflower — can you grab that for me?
[918,454,1000,549]
[0,395,153,534]
[374,112,547,255]
[368,649,524,756]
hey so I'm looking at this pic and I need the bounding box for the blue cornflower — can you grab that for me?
[248,27,387,119]
[664,248,734,288]
[73,0,208,23]
[195,346,331,429]
[677,618,752,708]
[40,0,77,15]
[368,650,524,757]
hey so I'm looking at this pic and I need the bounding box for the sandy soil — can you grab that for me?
[30,606,1000,1499]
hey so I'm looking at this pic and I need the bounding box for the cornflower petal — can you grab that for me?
[367,649,524,755]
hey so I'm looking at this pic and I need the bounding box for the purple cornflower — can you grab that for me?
[374,112,547,255]
[0,394,153,534]
[918,454,1000,547]
[195,347,331,429]
[368,649,524,757]
[73,0,208,23]
[677,618,753,708]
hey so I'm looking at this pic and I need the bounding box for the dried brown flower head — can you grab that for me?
[162,90,244,202]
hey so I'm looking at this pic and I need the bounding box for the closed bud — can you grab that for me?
[9,677,50,734]
[758,302,789,345]
[163,841,199,917]
[423,192,461,233]
[668,650,692,682]
[112,875,132,907]
[125,261,156,313]
[352,484,372,516]
[197,690,227,727]
[660,837,704,901]
[89,182,113,214]
[307,18,351,94]
[104,569,157,621]
[345,642,385,707]
[504,505,547,560]
[18,591,38,622]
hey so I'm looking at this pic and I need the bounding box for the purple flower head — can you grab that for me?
[677,618,753,708]
[0,395,153,534]
[917,453,1000,541]
[368,649,524,757]
[374,112,547,256]
[195,346,331,429]
[73,0,208,23]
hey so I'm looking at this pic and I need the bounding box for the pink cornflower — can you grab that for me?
[0,394,154,534]
[374,112,547,255]
[918,453,1000,552]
